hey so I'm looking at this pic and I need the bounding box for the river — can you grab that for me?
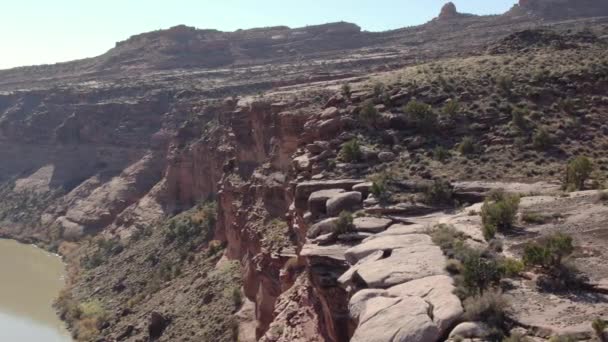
[0,239,72,341]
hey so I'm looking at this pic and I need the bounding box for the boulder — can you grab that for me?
[306,140,331,154]
[148,311,168,339]
[449,322,490,339]
[353,182,373,197]
[321,107,340,119]
[326,191,362,216]
[353,217,392,233]
[364,203,436,216]
[388,275,463,332]
[349,275,463,342]
[293,155,311,171]
[307,217,340,238]
[308,189,345,217]
[295,179,364,202]
[378,151,396,162]
[318,118,342,138]
[439,2,458,19]
[340,234,446,288]
[350,295,440,342]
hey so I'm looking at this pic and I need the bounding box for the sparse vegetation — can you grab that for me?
[442,99,460,117]
[341,83,352,98]
[463,290,509,339]
[403,100,437,132]
[340,139,363,162]
[523,232,574,270]
[423,179,454,206]
[592,318,607,341]
[81,237,123,270]
[164,201,217,252]
[532,127,553,150]
[458,137,476,156]
[333,211,354,234]
[433,146,450,163]
[463,251,502,295]
[564,156,593,191]
[358,100,380,126]
[481,193,520,240]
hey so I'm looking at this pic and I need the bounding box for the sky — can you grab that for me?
[0,0,516,70]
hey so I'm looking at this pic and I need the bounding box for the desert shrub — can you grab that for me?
[340,140,362,162]
[333,211,354,234]
[164,201,217,251]
[496,75,513,95]
[431,225,466,252]
[532,128,553,150]
[423,179,454,206]
[498,257,525,278]
[523,232,574,270]
[446,259,464,274]
[403,100,437,132]
[442,100,460,117]
[512,108,528,130]
[463,290,509,330]
[481,194,520,240]
[358,100,380,126]
[564,156,593,191]
[458,137,476,155]
[74,300,109,340]
[433,146,450,162]
[81,238,123,270]
[231,287,243,308]
[521,211,551,225]
[463,252,503,295]
[372,82,385,98]
[341,83,352,98]
[592,318,607,340]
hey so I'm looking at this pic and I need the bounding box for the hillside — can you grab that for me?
[1,1,608,341]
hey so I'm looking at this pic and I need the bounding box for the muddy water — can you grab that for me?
[0,239,72,341]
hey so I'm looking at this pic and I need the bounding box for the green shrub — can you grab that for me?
[564,156,593,191]
[463,290,509,329]
[512,108,528,129]
[463,252,502,295]
[499,258,525,278]
[359,100,380,126]
[521,211,550,225]
[372,82,385,98]
[458,137,476,155]
[341,83,352,98]
[442,100,460,117]
[424,179,454,206]
[81,238,123,270]
[333,211,354,234]
[532,128,553,150]
[481,194,520,240]
[592,318,607,340]
[340,140,363,162]
[433,146,450,163]
[403,100,437,132]
[496,75,513,95]
[523,232,574,270]
[431,224,466,253]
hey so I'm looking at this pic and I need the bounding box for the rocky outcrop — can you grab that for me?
[439,2,458,19]
[350,275,463,342]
